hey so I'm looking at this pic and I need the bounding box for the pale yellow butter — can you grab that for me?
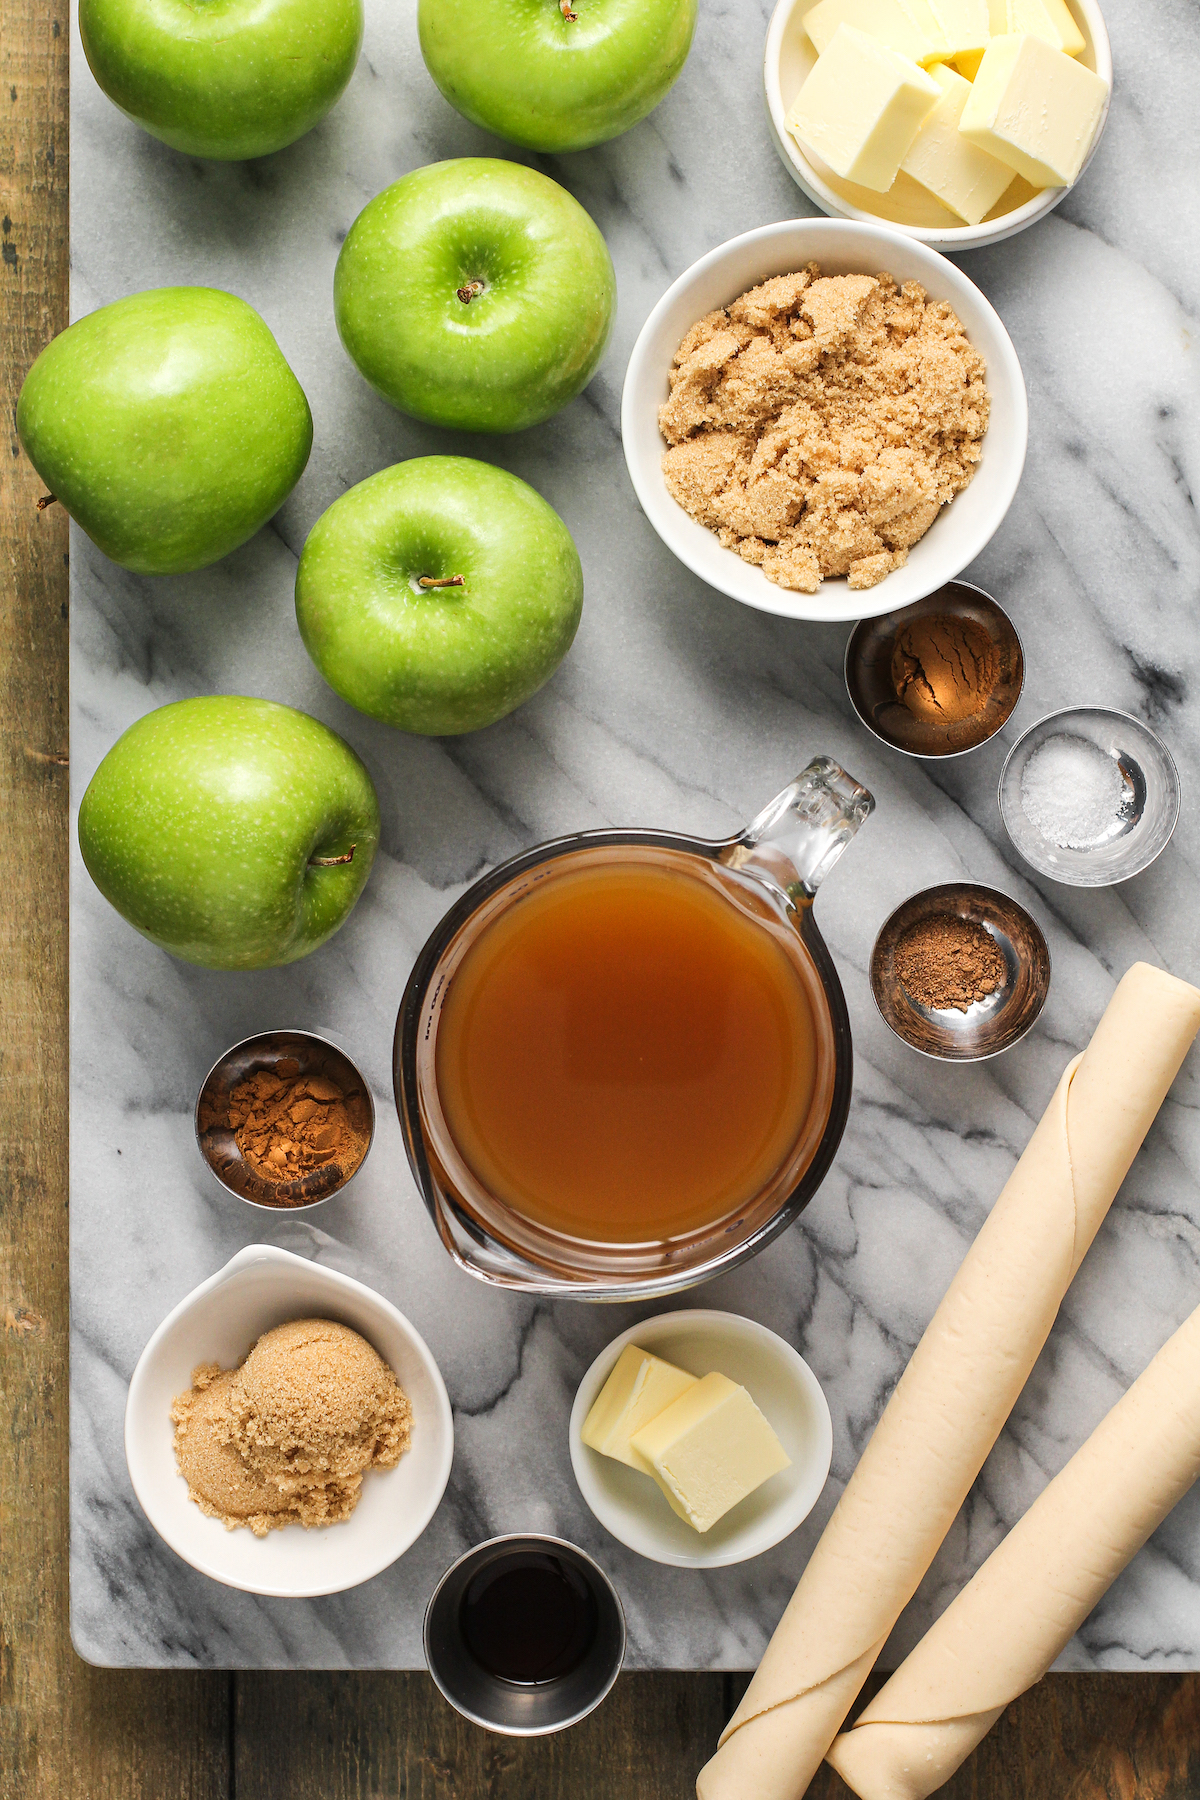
[900,63,1015,222]
[629,1371,791,1534]
[788,25,941,192]
[959,32,1107,187]
[995,0,1085,55]
[580,1344,698,1473]
[804,0,948,65]
[927,0,989,58]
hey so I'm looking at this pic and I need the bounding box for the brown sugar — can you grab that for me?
[171,1319,413,1537]
[659,266,990,593]
[893,914,1006,1013]
[198,1062,372,1200]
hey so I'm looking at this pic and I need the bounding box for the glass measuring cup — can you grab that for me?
[393,757,873,1299]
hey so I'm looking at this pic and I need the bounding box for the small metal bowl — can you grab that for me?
[871,883,1051,1061]
[195,1029,375,1211]
[845,582,1024,758]
[424,1535,625,1736]
[999,707,1181,887]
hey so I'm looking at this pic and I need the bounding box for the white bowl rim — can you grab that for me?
[622,216,1029,624]
[568,1308,833,1568]
[763,0,1114,250]
[124,1243,455,1597]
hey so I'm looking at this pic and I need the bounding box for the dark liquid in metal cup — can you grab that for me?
[433,857,823,1245]
[459,1551,599,1686]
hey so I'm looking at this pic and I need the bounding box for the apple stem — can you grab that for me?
[308,845,356,868]
[456,279,485,304]
[37,492,58,512]
[560,0,577,17]
[418,574,465,589]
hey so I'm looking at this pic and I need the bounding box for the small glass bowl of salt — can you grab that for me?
[999,707,1180,886]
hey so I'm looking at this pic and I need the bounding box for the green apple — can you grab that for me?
[17,287,312,576]
[78,697,380,970]
[79,0,363,161]
[334,159,616,434]
[419,0,697,152]
[295,457,583,735]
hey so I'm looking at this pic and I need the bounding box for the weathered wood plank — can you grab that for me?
[0,7,231,1798]
[235,1671,730,1799]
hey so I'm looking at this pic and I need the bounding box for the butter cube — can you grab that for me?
[629,1372,791,1533]
[804,0,948,66]
[927,0,989,57]
[959,33,1107,187]
[901,64,1015,222]
[580,1344,698,1472]
[788,25,941,193]
[1000,0,1084,55]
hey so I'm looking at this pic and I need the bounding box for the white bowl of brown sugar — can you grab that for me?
[621,218,1027,624]
[125,1245,453,1596]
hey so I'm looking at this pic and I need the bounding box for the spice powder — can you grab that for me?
[893,914,1006,1013]
[198,1059,372,1202]
[890,613,1000,727]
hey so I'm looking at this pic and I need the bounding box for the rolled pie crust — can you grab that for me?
[697,963,1200,1800]
[827,1295,1200,1800]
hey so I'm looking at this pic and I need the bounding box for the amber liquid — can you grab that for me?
[434,856,823,1245]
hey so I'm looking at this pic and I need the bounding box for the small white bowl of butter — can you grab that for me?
[764,0,1112,250]
[569,1310,832,1568]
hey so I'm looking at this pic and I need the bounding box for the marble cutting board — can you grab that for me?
[68,0,1200,1670]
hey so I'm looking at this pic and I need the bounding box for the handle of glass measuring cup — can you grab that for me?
[720,757,874,904]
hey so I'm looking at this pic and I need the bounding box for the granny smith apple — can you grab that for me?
[419,0,697,151]
[334,159,616,434]
[296,457,583,735]
[79,0,363,161]
[78,697,380,970]
[18,287,312,576]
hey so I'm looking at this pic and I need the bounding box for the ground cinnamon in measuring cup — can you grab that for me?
[894,914,1005,1013]
[199,1061,372,1191]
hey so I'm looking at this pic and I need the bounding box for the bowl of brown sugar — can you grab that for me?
[196,1030,375,1210]
[871,883,1050,1061]
[622,218,1027,623]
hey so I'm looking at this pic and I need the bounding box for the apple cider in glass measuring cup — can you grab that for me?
[396,758,873,1296]
[435,855,824,1243]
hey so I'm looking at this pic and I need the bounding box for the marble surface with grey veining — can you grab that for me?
[68,0,1200,1669]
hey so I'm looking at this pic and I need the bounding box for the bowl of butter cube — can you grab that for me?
[764,0,1112,249]
[569,1310,833,1568]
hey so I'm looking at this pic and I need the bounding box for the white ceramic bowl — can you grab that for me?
[622,217,1027,622]
[569,1310,832,1568]
[764,0,1112,251]
[125,1245,454,1597]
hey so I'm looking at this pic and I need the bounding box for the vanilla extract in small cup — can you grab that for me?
[460,1551,599,1685]
[424,1535,625,1735]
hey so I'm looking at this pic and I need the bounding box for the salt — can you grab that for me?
[1020,733,1127,849]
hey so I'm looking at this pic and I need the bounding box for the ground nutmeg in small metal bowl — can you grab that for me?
[893,914,1006,1013]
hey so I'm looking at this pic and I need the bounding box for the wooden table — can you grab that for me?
[3,7,1199,1793]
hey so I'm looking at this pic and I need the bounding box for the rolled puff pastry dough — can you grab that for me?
[697,963,1200,1800]
[828,1298,1200,1800]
